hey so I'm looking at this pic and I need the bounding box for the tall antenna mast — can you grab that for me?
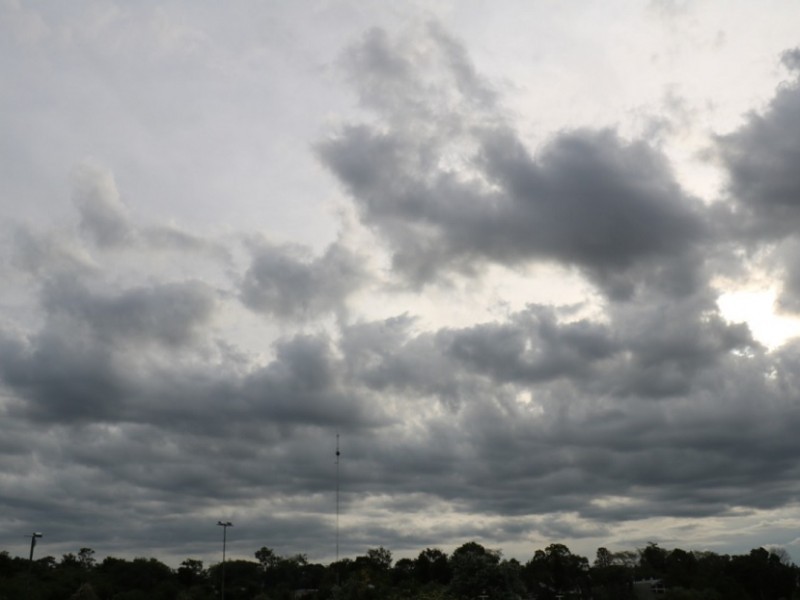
[335,432,340,565]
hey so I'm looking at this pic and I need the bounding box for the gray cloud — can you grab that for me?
[782,48,800,72]
[715,51,800,311]
[0,277,217,424]
[0,328,130,423]
[10,224,96,277]
[319,29,708,299]
[40,277,218,348]
[0,275,792,563]
[5,10,800,569]
[69,163,233,261]
[446,305,619,384]
[72,163,135,248]
[776,240,800,313]
[241,333,386,429]
[716,60,800,240]
[604,291,756,398]
[240,239,366,319]
[143,224,232,260]
[341,24,496,121]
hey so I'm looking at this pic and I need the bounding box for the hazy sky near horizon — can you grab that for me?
[4,0,800,567]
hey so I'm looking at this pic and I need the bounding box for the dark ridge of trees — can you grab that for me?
[1,541,797,600]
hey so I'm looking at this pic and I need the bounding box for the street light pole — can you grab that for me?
[217,521,233,600]
[27,532,43,594]
[29,532,42,561]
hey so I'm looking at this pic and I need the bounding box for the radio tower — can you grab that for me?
[335,433,340,565]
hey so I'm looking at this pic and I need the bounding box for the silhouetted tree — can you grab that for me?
[449,541,505,599]
[638,543,668,579]
[594,547,613,569]
[177,558,207,587]
[727,547,795,600]
[366,546,393,571]
[392,557,415,587]
[255,546,280,571]
[416,547,451,586]
[524,543,589,600]
[590,547,634,600]
[1,539,798,600]
[77,548,96,571]
[208,559,261,600]
[664,548,697,589]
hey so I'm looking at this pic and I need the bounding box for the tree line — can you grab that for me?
[1,540,797,600]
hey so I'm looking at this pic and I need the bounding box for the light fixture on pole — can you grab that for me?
[217,521,233,600]
[29,532,43,562]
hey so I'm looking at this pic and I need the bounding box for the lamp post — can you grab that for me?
[27,532,42,594]
[217,521,233,600]
[29,532,42,561]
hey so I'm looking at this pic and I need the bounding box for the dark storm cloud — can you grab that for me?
[325,292,775,532]
[603,291,755,398]
[716,53,800,240]
[241,333,384,428]
[477,128,700,265]
[0,309,382,558]
[0,263,794,562]
[339,315,467,405]
[0,415,341,561]
[0,314,377,432]
[371,351,796,524]
[0,278,216,423]
[0,329,130,422]
[240,239,366,319]
[446,305,618,384]
[342,293,753,408]
[318,27,708,299]
[40,276,217,348]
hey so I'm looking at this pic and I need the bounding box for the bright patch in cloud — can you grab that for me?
[717,289,800,349]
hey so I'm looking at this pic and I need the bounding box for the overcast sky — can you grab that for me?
[5,0,800,568]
